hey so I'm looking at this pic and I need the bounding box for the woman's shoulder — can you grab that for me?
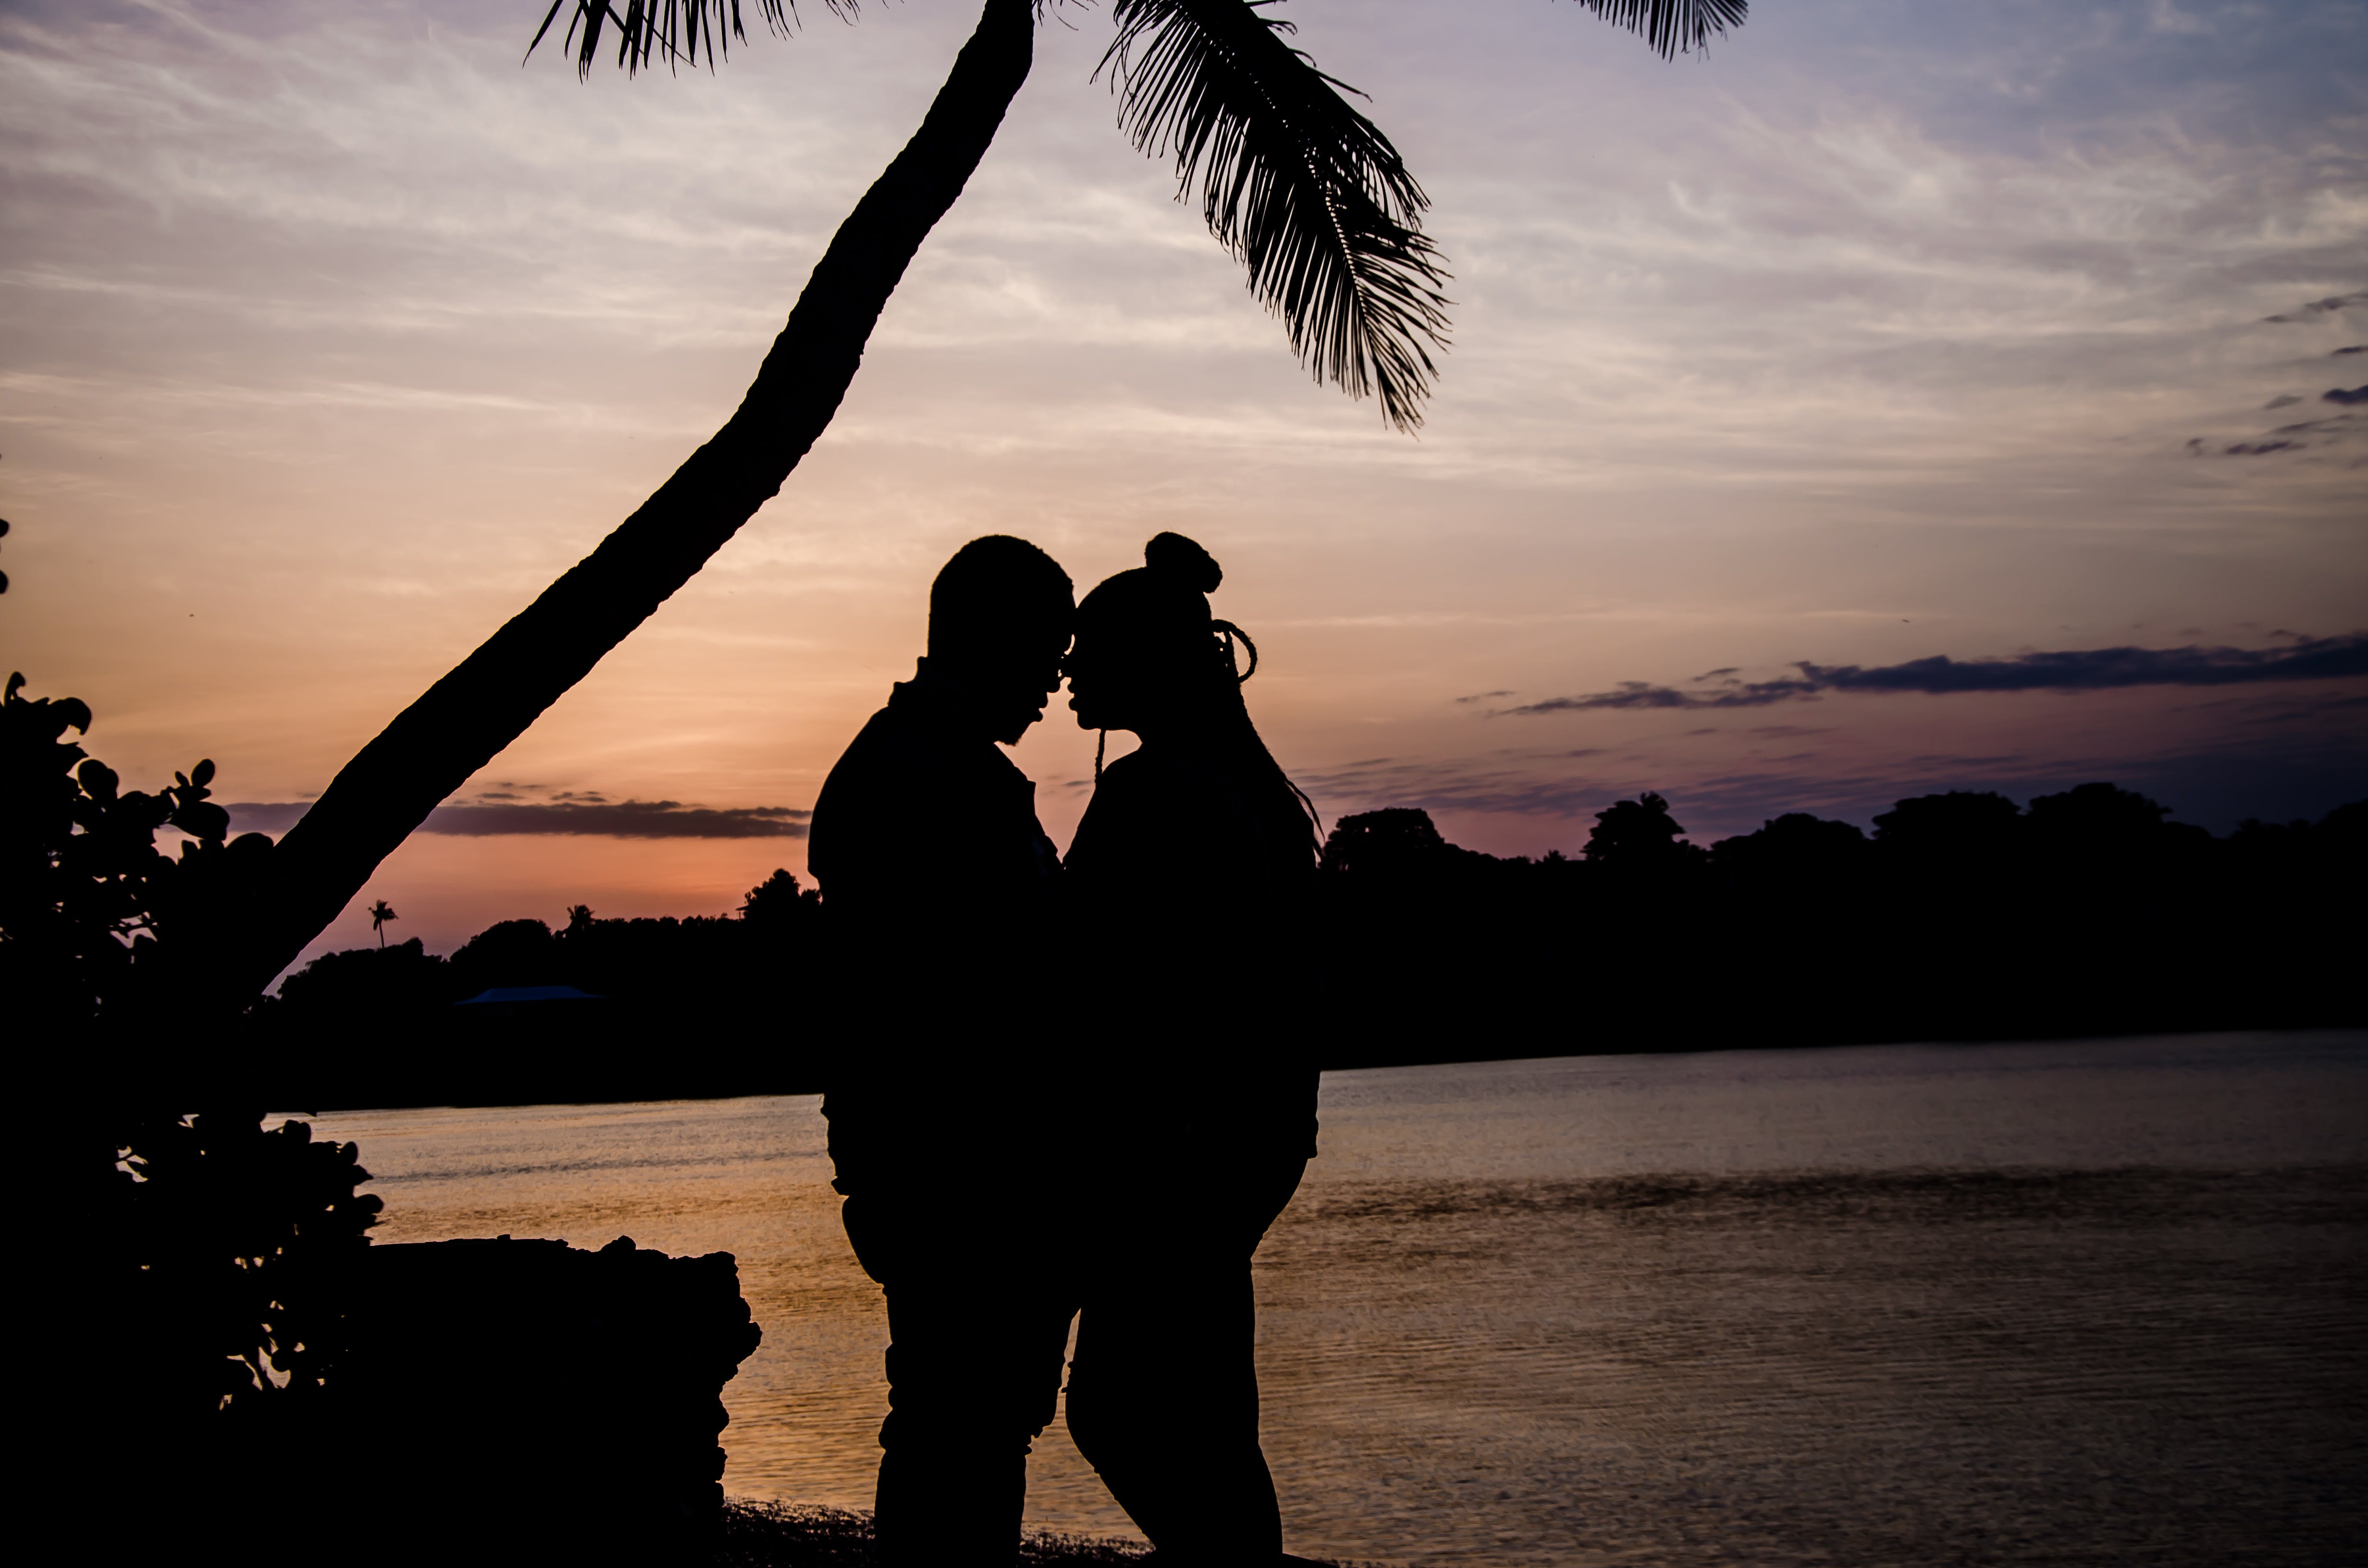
[1101,745,1270,818]
[1095,743,1187,782]
[1070,747,1228,863]
[1086,748,1310,872]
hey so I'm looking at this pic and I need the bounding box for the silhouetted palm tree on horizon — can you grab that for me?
[368,899,399,949]
[223,0,1748,1005]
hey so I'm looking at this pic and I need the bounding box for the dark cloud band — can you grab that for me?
[1508,633,2368,714]
[228,799,811,839]
[2261,292,2368,323]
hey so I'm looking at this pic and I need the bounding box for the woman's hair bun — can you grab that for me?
[1144,531,1222,594]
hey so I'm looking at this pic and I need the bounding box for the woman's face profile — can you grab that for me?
[1064,635,1113,732]
[1065,626,1151,735]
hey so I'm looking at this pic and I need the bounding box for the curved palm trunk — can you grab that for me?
[223,0,1035,1004]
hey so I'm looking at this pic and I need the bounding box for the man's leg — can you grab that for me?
[845,1186,1075,1567]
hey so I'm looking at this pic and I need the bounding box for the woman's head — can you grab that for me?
[1065,532,1241,736]
[1068,533,1319,859]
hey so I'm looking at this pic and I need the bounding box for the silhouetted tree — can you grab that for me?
[2227,812,2316,864]
[2028,783,2212,887]
[107,1109,382,1419]
[739,866,818,929]
[3,677,381,1547]
[2281,793,2357,888]
[275,936,454,1017]
[1871,789,2023,867]
[1320,807,1456,881]
[1584,790,1703,872]
[368,897,398,948]
[2027,781,2168,841]
[222,0,1751,1008]
[450,917,565,994]
[1710,811,1868,888]
[1,671,271,1040]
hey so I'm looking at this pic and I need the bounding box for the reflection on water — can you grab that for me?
[305,1032,2368,1566]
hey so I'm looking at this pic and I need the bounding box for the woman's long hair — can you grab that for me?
[1199,614,1322,862]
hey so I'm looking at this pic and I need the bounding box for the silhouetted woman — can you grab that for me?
[1060,532,1320,1566]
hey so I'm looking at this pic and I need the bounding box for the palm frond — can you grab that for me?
[526,0,854,80]
[1566,0,1747,59]
[1101,0,1451,431]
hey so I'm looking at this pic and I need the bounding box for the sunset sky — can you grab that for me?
[5,0,2363,970]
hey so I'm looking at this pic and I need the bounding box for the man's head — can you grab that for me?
[927,535,1075,744]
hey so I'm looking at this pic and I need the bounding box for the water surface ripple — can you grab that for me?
[307,1031,2368,1566]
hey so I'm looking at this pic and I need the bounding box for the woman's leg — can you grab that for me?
[1068,1148,1308,1563]
[1067,1243,1282,1562]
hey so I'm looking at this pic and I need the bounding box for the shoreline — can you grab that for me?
[717,1499,1375,1568]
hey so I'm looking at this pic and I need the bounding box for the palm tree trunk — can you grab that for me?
[222,0,1036,1004]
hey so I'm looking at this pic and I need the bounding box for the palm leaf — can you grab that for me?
[1101,0,1452,430]
[1568,0,1747,59]
[526,0,855,79]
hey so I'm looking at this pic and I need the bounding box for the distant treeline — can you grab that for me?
[1318,784,2362,1066]
[256,871,821,1108]
[258,783,2364,1110]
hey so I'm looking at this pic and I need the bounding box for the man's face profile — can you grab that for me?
[960,614,1072,745]
[925,537,1076,744]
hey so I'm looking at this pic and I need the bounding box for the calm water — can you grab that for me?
[304,1032,2368,1566]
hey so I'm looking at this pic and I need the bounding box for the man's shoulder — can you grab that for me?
[832,698,938,773]
[811,696,1057,909]
[811,701,922,847]
[827,694,1031,792]
[812,689,1039,858]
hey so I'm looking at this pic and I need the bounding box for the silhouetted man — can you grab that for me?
[808,535,1076,1566]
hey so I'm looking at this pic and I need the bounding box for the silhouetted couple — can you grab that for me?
[809,533,1321,1566]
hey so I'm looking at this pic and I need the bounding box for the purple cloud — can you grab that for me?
[1507,633,2368,714]
[229,798,810,839]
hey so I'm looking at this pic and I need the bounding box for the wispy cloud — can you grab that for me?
[1506,634,2368,714]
